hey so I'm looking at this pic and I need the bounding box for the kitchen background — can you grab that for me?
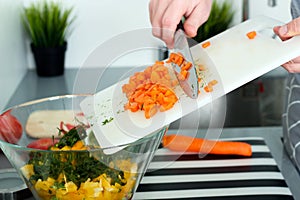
[0,0,293,127]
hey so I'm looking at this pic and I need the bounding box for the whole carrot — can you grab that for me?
[162,134,252,157]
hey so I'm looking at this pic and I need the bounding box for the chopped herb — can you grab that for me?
[27,125,126,187]
[55,125,87,148]
[28,149,126,187]
[51,182,65,190]
[102,117,114,125]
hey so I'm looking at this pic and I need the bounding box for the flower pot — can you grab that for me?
[30,42,67,77]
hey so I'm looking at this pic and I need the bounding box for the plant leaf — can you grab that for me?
[193,0,235,43]
[22,1,75,47]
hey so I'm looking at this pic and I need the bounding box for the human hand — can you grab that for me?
[273,17,300,73]
[149,0,212,48]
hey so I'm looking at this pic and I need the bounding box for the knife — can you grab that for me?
[172,21,199,99]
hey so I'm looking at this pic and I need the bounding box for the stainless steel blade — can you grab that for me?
[173,29,199,99]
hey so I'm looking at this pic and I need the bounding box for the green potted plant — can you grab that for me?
[193,0,235,43]
[22,1,75,77]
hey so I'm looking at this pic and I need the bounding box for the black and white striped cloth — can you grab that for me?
[134,137,294,200]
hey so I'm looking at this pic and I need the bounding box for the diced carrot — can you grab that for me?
[204,85,213,92]
[144,66,152,77]
[198,64,206,71]
[134,93,145,104]
[202,41,211,48]
[181,62,192,71]
[160,102,175,112]
[246,31,257,39]
[171,79,179,87]
[124,82,178,119]
[144,82,151,89]
[129,102,139,112]
[136,72,146,82]
[155,61,165,65]
[167,52,184,66]
[150,71,160,83]
[124,103,130,110]
[156,93,164,104]
[164,90,173,97]
[144,104,158,119]
[180,70,189,80]
[208,79,218,86]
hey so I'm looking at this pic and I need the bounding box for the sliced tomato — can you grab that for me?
[27,138,59,150]
[0,110,22,144]
[59,121,76,134]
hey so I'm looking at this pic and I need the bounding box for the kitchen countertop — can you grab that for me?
[2,69,300,199]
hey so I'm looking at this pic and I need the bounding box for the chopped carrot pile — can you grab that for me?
[124,83,178,119]
[166,52,193,81]
[122,53,219,119]
[122,61,178,98]
[202,41,211,48]
[246,31,257,39]
[122,61,179,119]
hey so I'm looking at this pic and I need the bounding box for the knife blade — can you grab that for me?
[173,21,199,99]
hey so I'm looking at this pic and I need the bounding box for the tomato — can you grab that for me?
[0,110,22,144]
[27,138,59,150]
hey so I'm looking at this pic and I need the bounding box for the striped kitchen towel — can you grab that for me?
[134,137,294,200]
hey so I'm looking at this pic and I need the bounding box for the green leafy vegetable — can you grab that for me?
[55,125,86,148]
[27,125,126,187]
[28,150,126,187]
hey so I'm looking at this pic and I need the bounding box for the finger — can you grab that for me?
[149,0,171,38]
[148,0,154,22]
[162,27,175,49]
[184,0,212,37]
[278,17,300,37]
[282,61,300,73]
[160,0,188,48]
[273,26,290,41]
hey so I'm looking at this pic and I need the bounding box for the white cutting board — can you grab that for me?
[80,16,300,152]
[195,15,300,95]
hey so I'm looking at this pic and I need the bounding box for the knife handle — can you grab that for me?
[176,20,197,47]
[176,20,184,31]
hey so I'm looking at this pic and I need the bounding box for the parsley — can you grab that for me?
[26,125,127,187]
[28,150,126,187]
[55,126,87,148]
[51,182,65,190]
[102,117,114,125]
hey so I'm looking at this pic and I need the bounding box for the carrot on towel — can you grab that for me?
[162,134,252,157]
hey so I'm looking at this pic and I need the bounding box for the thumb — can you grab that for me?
[279,17,300,37]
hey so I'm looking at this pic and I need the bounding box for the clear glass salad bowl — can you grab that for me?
[0,94,166,200]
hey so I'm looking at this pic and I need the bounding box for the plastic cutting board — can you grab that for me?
[80,15,300,152]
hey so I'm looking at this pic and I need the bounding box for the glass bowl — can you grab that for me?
[0,94,167,200]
